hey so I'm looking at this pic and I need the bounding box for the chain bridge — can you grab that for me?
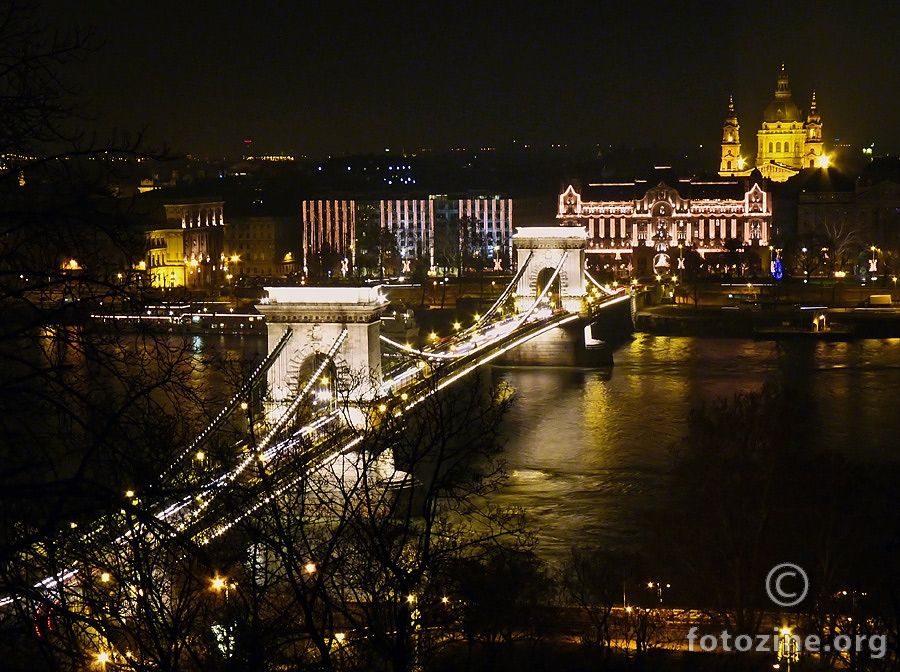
[3,226,632,609]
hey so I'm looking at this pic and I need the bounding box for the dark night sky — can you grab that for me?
[38,1,900,161]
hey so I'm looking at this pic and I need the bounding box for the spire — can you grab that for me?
[775,63,791,99]
[807,91,821,124]
[720,93,742,176]
[725,94,738,123]
[805,89,823,155]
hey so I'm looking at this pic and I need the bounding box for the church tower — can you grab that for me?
[756,64,807,181]
[719,95,744,176]
[803,91,824,168]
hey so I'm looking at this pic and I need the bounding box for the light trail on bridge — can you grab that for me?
[2,266,631,612]
[160,327,295,484]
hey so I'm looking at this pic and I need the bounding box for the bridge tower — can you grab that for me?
[514,226,586,313]
[256,286,388,403]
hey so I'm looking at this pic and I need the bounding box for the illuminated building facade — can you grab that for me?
[227,216,297,280]
[719,65,825,181]
[381,198,433,265]
[146,228,186,288]
[302,194,514,276]
[381,195,513,270]
[301,199,357,276]
[558,177,771,277]
[146,198,227,289]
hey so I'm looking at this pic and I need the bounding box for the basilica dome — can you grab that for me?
[763,97,801,123]
[763,65,801,122]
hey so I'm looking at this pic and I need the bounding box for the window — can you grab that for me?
[750,221,761,240]
[768,142,773,153]
[776,142,781,153]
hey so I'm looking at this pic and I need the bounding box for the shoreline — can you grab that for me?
[634,304,900,339]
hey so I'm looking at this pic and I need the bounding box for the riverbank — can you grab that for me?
[634,303,900,338]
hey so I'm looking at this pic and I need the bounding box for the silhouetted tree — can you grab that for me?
[0,4,228,669]
[231,369,531,672]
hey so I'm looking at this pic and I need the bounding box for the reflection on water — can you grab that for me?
[210,333,900,563]
[490,335,900,563]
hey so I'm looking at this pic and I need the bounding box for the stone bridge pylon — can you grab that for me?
[256,286,388,403]
[514,226,587,314]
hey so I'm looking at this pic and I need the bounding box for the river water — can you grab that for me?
[205,333,900,564]
[490,335,900,563]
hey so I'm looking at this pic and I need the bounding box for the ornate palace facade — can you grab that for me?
[557,177,772,277]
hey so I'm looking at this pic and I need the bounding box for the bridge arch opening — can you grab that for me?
[536,267,561,308]
[270,350,337,402]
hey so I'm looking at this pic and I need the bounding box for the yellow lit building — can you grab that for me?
[144,198,227,289]
[719,65,826,181]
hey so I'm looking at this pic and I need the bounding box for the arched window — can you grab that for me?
[776,142,781,153]
[768,142,773,153]
[727,160,732,170]
[795,142,800,154]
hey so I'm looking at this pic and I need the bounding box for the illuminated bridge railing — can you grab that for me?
[169,328,350,536]
[159,327,295,484]
[461,250,534,336]
[3,284,630,611]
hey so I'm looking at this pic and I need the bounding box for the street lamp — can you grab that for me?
[778,627,799,671]
[647,581,670,604]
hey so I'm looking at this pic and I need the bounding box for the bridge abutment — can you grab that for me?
[495,319,616,367]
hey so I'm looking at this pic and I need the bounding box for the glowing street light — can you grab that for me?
[647,581,670,603]
[778,627,799,671]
